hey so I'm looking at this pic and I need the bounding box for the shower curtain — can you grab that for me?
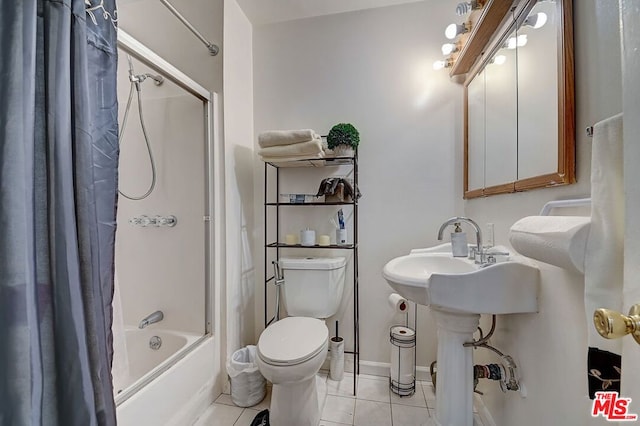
[0,1,119,425]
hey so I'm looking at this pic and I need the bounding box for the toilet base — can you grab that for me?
[270,375,320,426]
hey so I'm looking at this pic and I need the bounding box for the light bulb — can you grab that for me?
[524,12,547,29]
[517,34,528,47]
[456,1,479,16]
[433,60,447,70]
[493,55,506,65]
[445,23,468,40]
[441,43,457,55]
[505,34,528,49]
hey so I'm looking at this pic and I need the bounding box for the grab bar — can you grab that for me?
[539,198,591,216]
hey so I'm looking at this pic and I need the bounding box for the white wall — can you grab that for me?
[464,1,623,425]
[252,1,463,370]
[223,0,256,358]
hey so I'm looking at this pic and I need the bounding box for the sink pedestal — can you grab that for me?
[432,309,480,426]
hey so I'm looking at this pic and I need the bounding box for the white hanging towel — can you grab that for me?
[584,113,624,397]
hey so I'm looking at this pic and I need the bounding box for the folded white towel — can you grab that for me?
[258,129,320,148]
[584,113,623,396]
[258,138,323,158]
[260,151,325,164]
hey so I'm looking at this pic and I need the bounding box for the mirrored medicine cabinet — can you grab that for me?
[463,0,575,199]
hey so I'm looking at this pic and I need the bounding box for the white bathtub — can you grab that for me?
[114,327,201,402]
[115,330,221,426]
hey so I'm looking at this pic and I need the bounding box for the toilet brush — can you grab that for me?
[330,321,344,381]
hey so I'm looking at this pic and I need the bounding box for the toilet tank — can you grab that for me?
[279,257,346,318]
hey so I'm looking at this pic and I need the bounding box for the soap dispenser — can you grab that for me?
[451,223,469,257]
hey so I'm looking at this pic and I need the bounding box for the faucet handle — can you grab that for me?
[468,247,478,260]
[485,251,510,265]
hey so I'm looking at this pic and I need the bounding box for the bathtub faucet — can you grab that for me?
[138,310,164,329]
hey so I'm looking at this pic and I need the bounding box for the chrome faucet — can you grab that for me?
[138,310,164,329]
[437,216,483,257]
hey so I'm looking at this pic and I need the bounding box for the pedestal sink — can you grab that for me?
[382,243,539,426]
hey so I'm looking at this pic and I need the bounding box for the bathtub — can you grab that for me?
[115,329,220,426]
[113,327,201,400]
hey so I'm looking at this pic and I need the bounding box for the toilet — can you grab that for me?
[256,256,346,426]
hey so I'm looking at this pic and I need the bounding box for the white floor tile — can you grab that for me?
[214,393,234,406]
[353,400,391,426]
[192,403,243,426]
[234,409,261,425]
[327,374,357,398]
[421,382,436,409]
[318,375,329,410]
[391,404,431,426]
[356,377,390,403]
[247,386,271,411]
[390,383,427,407]
[321,395,356,425]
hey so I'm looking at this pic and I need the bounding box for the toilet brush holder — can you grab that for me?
[329,337,345,381]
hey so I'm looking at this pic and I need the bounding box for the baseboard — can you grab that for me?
[345,360,433,382]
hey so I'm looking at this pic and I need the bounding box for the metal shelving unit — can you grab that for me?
[263,155,360,395]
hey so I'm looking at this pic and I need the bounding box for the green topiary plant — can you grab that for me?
[327,123,360,150]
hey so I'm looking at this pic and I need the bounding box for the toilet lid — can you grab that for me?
[258,317,328,366]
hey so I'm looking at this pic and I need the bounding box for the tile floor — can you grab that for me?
[192,371,485,426]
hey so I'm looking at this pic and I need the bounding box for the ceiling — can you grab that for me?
[236,0,426,25]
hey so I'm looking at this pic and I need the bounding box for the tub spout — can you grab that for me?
[139,310,164,329]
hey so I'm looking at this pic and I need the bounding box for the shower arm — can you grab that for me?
[159,0,220,56]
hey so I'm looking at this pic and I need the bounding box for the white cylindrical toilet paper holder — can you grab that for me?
[389,325,416,396]
[329,337,345,381]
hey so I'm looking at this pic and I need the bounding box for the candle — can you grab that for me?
[318,235,331,246]
[285,234,298,245]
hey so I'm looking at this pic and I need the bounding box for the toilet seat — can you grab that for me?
[258,317,328,366]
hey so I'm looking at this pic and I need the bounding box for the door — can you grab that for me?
[620,0,640,406]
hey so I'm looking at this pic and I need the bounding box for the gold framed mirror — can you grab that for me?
[463,0,575,199]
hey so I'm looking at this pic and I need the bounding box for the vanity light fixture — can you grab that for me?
[441,43,459,55]
[504,34,528,49]
[433,58,454,70]
[455,1,481,16]
[523,12,548,29]
[445,23,469,40]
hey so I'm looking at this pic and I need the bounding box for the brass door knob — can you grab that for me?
[593,304,640,345]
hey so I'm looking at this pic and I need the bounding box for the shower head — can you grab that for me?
[129,72,164,91]
[126,54,164,90]
[144,73,165,85]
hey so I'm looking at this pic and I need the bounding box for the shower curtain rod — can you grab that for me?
[159,0,220,56]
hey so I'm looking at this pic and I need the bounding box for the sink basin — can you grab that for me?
[382,244,539,314]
